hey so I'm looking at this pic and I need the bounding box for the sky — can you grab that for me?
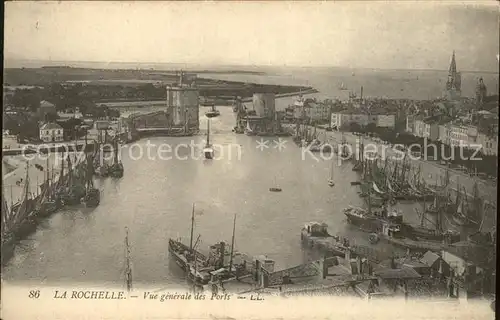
[4,1,500,71]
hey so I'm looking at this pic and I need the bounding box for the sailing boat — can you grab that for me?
[269,176,282,192]
[203,119,214,160]
[124,227,133,292]
[168,203,208,271]
[33,158,59,219]
[11,162,38,239]
[82,154,100,207]
[328,159,335,187]
[1,181,17,265]
[108,139,124,178]
[205,104,220,118]
[338,82,348,90]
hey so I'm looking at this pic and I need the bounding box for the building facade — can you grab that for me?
[167,86,200,130]
[448,122,478,147]
[331,112,395,130]
[376,115,396,128]
[477,132,498,156]
[40,122,64,142]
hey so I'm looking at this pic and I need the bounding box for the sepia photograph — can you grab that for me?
[1,1,498,319]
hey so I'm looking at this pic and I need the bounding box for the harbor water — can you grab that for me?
[2,107,417,289]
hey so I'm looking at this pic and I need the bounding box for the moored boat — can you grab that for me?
[204,119,214,160]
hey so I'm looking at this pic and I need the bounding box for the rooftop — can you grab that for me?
[420,251,441,267]
[40,122,63,130]
[40,100,55,108]
[374,267,422,280]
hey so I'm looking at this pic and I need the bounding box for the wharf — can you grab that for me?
[2,141,97,157]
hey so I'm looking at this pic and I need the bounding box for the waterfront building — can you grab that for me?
[306,101,330,123]
[39,122,64,142]
[413,115,442,141]
[447,120,478,147]
[252,93,276,119]
[331,111,395,130]
[444,51,462,100]
[166,72,200,130]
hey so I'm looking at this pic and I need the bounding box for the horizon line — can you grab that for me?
[4,58,499,74]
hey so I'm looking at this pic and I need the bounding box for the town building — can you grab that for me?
[475,78,487,106]
[477,132,498,156]
[39,122,64,142]
[448,120,478,147]
[444,51,462,100]
[331,111,395,130]
[38,100,57,120]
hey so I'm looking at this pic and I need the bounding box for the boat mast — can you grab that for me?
[124,227,132,292]
[229,213,237,273]
[189,203,195,251]
[206,120,210,146]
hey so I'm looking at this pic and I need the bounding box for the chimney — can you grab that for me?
[357,256,363,274]
[360,86,364,100]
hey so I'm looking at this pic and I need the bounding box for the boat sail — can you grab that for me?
[11,162,38,239]
[33,158,59,219]
[269,177,282,192]
[204,119,214,160]
[82,154,100,207]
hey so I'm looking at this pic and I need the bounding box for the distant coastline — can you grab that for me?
[4,59,498,75]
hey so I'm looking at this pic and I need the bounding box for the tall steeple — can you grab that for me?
[448,50,457,75]
[445,51,461,100]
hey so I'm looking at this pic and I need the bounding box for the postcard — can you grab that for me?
[2,1,498,319]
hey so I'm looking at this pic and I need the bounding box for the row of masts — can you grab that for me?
[1,150,100,246]
[356,149,488,233]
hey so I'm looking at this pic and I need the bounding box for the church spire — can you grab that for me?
[448,50,457,75]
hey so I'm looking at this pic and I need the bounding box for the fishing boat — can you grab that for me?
[32,158,59,220]
[1,182,16,265]
[168,204,208,272]
[343,203,403,233]
[188,213,242,287]
[60,155,86,206]
[82,155,100,207]
[376,221,457,252]
[205,105,220,118]
[269,177,282,192]
[10,163,38,239]
[204,119,214,160]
